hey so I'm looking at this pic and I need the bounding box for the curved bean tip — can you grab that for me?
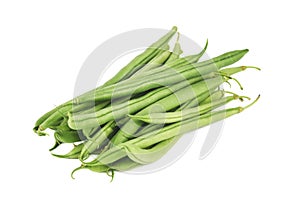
[225,80,232,88]
[106,169,115,182]
[243,95,260,110]
[49,141,60,151]
[171,26,178,32]
[71,165,84,179]
[242,66,261,71]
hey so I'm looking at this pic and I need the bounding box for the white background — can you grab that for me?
[1,0,299,199]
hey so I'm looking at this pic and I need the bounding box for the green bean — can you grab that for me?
[135,95,260,148]
[52,143,84,159]
[129,95,248,124]
[182,39,208,63]
[201,90,225,104]
[123,134,182,165]
[165,33,183,63]
[134,50,171,74]
[102,26,177,86]
[179,66,259,110]
[128,90,218,141]
[82,90,209,165]
[109,74,225,146]
[128,39,207,79]
[180,89,224,110]
[48,118,80,150]
[221,66,261,76]
[71,164,110,179]
[68,73,214,130]
[132,43,170,74]
[74,49,248,104]
[54,130,82,143]
[74,156,140,178]
[110,65,252,144]
[79,121,117,161]
[37,104,72,131]
[34,27,177,135]
[33,102,72,135]
[108,157,140,171]
[125,88,223,146]
[84,95,260,166]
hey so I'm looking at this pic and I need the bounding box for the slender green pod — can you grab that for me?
[180,66,260,109]
[73,156,140,178]
[102,26,177,86]
[182,39,208,63]
[68,74,214,130]
[134,49,171,74]
[80,121,118,161]
[52,143,84,159]
[38,104,72,132]
[220,66,261,76]
[33,27,177,134]
[110,74,225,145]
[108,157,140,171]
[74,49,248,104]
[110,64,254,145]
[71,164,111,179]
[131,89,220,140]
[135,95,260,148]
[165,33,183,63]
[180,90,223,110]
[85,95,260,166]
[54,130,82,143]
[129,95,248,124]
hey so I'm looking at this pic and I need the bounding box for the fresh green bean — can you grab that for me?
[84,95,260,166]
[109,74,225,146]
[129,89,220,141]
[52,143,84,159]
[134,50,171,74]
[34,27,177,134]
[73,155,140,178]
[37,104,72,132]
[74,49,248,104]
[180,89,224,110]
[182,39,208,63]
[165,33,183,63]
[110,65,252,145]
[179,65,259,110]
[71,164,110,179]
[129,95,248,124]
[54,130,82,143]
[68,73,215,130]
[79,121,117,161]
[33,26,260,178]
[102,26,177,86]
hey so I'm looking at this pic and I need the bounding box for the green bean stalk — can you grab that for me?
[33,26,260,181]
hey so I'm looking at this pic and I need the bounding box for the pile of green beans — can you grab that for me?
[33,26,260,180]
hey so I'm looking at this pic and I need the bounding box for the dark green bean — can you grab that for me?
[52,143,84,159]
